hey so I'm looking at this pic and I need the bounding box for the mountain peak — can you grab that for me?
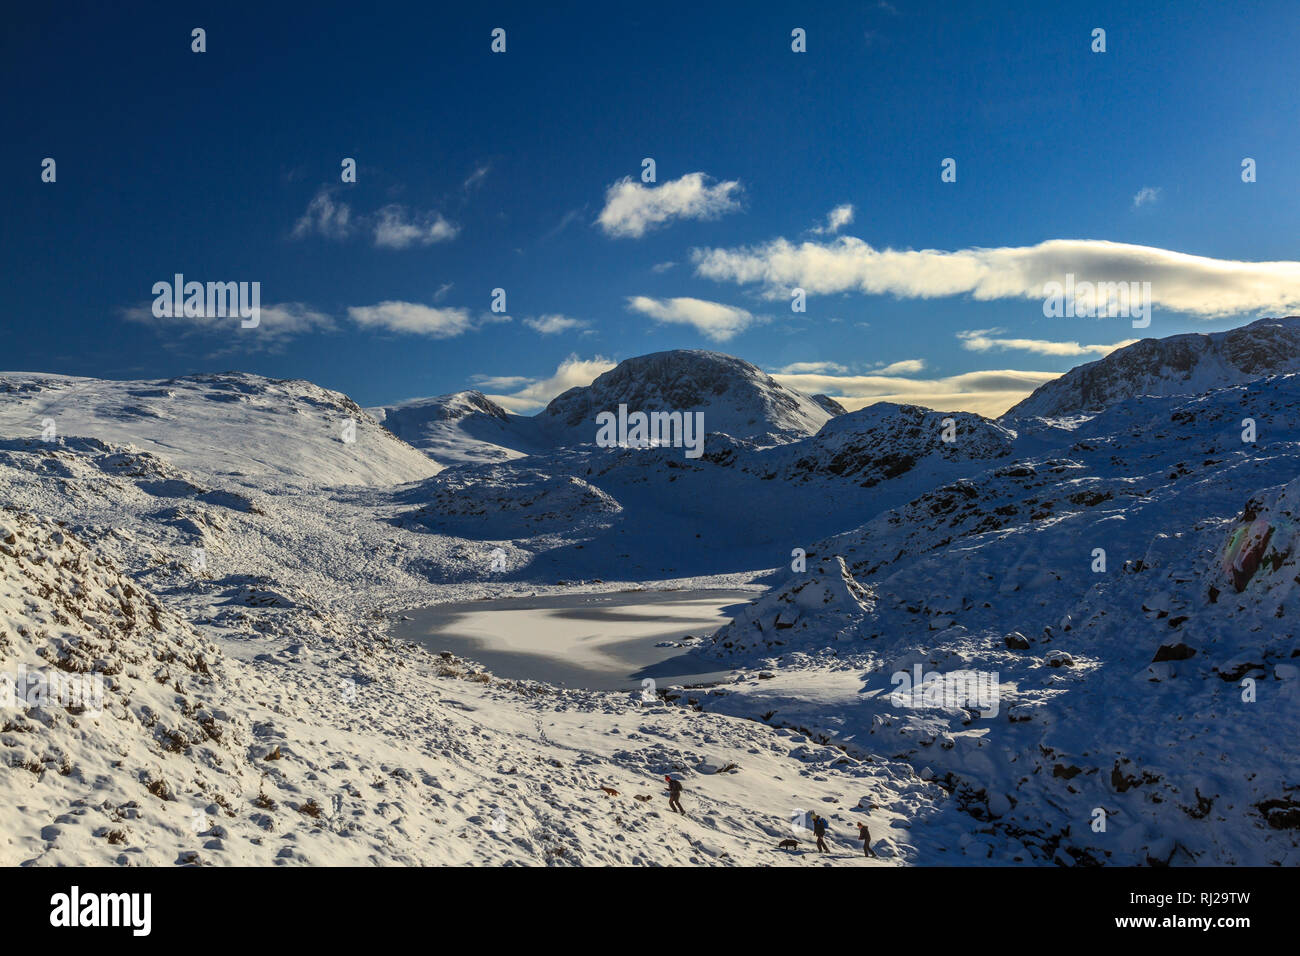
[1005,316,1300,419]
[538,349,833,444]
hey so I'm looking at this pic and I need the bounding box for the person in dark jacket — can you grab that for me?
[812,813,829,853]
[665,774,684,814]
[857,822,878,858]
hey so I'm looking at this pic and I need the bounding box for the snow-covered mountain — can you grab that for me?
[0,371,440,487]
[368,390,545,466]
[537,350,834,445]
[1005,315,1300,419]
[3,318,1298,867]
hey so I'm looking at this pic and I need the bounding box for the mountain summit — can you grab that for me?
[537,349,834,445]
[1006,316,1300,419]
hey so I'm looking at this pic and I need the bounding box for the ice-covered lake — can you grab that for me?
[393,589,756,691]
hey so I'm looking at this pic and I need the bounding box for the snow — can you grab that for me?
[2,321,1298,866]
[1005,314,1300,419]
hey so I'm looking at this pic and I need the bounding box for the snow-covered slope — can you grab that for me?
[694,371,1300,865]
[4,317,1297,867]
[0,508,952,866]
[369,390,546,466]
[1005,315,1300,419]
[537,350,834,446]
[0,372,440,487]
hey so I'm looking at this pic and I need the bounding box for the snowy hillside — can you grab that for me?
[698,372,1300,865]
[1006,315,1300,419]
[368,390,546,466]
[0,372,440,487]
[2,320,1297,867]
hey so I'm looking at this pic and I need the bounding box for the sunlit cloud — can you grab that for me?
[626,295,761,342]
[475,355,617,412]
[959,329,1138,357]
[771,367,1062,418]
[597,172,741,238]
[692,236,1300,318]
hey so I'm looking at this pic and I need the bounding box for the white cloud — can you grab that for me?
[462,164,490,193]
[372,205,459,248]
[873,358,926,375]
[958,330,1138,357]
[771,367,1062,419]
[121,301,335,354]
[1133,186,1162,208]
[524,314,590,334]
[292,189,352,240]
[626,295,761,342]
[346,301,475,338]
[775,360,849,374]
[691,236,1300,318]
[811,204,855,235]
[470,374,531,390]
[478,355,617,413]
[597,172,741,238]
[292,189,458,249]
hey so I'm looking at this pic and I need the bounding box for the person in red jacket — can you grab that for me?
[665,775,684,814]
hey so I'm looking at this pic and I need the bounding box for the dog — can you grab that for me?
[778,839,800,849]
[634,794,653,802]
[599,786,619,797]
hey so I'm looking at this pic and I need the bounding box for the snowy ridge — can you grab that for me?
[1005,315,1300,419]
[368,390,544,466]
[0,371,441,488]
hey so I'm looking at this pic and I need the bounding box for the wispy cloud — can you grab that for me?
[347,301,492,337]
[626,295,761,342]
[475,354,616,412]
[597,172,742,238]
[1133,186,1162,209]
[121,301,336,354]
[872,358,926,375]
[524,314,590,335]
[541,207,586,241]
[958,329,1138,357]
[292,189,353,240]
[292,187,458,249]
[372,205,459,248]
[810,204,855,235]
[462,164,490,193]
[692,236,1300,318]
[775,360,849,374]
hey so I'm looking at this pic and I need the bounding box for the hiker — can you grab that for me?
[665,774,684,814]
[857,822,878,858]
[812,813,829,853]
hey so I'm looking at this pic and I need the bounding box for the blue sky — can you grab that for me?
[4,0,1299,416]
